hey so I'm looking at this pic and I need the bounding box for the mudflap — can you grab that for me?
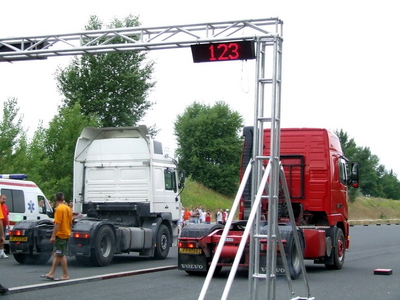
[257,224,296,277]
[178,253,208,272]
[68,219,100,257]
[34,222,54,253]
[258,254,286,276]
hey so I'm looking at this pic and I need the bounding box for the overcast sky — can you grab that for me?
[1,1,399,177]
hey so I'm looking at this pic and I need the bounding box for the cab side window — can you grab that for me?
[339,158,348,185]
[164,169,177,192]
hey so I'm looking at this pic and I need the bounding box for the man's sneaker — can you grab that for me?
[0,284,8,294]
[0,253,8,258]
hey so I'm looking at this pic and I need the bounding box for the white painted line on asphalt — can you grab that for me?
[7,265,177,294]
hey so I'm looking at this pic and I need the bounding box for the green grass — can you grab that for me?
[349,196,400,220]
[181,178,400,222]
[180,177,234,214]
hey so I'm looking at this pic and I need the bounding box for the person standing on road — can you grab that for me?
[0,202,9,294]
[223,209,229,224]
[183,207,191,227]
[41,192,72,281]
[217,209,223,224]
[205,210,211,224]
[0,195,9,258]
[190,207,197,223]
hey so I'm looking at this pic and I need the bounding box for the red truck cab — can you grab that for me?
[178,127,359,277]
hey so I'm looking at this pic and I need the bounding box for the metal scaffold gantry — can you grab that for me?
[196,19,314,300]
[0,18,313,299]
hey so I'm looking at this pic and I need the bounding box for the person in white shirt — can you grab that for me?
[217,209,223,224]
[198,205,205,223]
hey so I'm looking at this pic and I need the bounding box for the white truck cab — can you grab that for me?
[8,126,184,266]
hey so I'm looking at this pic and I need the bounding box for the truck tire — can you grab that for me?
[13,253,51,265]
[154,224,170,260]
[27,253,52,265]
[325,228,345,270]
[13,253,27,264]
[90,226,115,267]
[280,229,304,279]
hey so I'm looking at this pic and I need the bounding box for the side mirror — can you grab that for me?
[179,170,185,186]
[349,162,359,188]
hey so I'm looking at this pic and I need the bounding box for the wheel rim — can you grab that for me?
[337,237,344,261]
[292,244,301,270]
[160,233,168,251]
[101,235,111,257]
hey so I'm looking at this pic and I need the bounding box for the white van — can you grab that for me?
[0,174,53,249]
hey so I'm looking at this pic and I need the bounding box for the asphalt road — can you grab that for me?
[0,225,399,299]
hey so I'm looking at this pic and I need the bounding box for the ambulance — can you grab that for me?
[0,174,53,251]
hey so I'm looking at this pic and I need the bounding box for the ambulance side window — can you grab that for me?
[1,189,25,213]
[38,196,46,214]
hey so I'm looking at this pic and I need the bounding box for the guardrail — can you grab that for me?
[349,219,400,226]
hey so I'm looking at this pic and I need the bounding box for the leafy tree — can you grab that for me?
[336,129,360,201]
[355,146,380,196]
[379,170,400,200]
[56,15,155,127]
[9,132,30,174]
[23,121,51,187]
[174,101,244,196]
[336,129,358,158]
[31,103,99,200]
[0,98,25,172]
[336,129,400,200]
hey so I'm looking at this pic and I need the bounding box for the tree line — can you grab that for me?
[336,129,400,201]
[0,15,399,202]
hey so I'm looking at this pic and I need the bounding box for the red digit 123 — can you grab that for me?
[209,43,240,61]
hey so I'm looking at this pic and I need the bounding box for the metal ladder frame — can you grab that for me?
[199,24,314,300]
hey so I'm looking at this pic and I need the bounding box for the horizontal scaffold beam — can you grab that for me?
[0,18,283,62]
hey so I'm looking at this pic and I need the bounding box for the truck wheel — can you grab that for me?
[90,226,115,267]
[154,224,170,260]
[13,254,27,264]
[13,253,51,265]
[27,253,52,265]
[325,228,345,270]
[281,229,304,279]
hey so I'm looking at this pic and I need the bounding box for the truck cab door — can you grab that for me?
[331,157,349,218]
[152,167,180,220]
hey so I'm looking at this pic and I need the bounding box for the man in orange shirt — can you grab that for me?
[183,207,191,227]
[0,202,9,294]
[0,195,9,258]
[41,192,72,281]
